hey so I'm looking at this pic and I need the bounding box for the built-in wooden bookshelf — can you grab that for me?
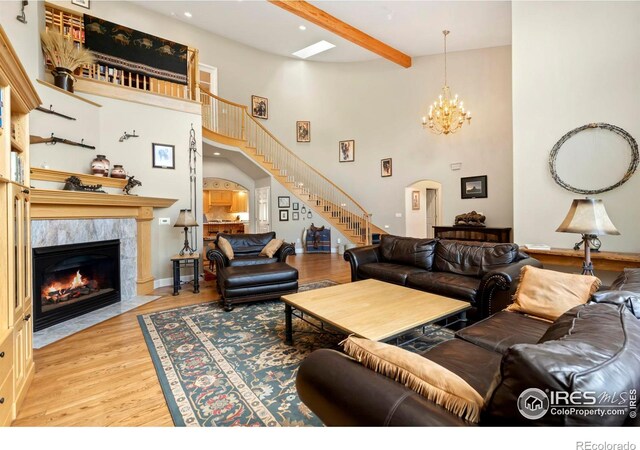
[44,2,200,101]
[0,25,41,427]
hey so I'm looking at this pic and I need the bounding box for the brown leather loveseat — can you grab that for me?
[344,235,542,321]
[296,269,640,426]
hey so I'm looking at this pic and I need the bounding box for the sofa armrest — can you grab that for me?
[477,257,543,318]
[206,248,228,272]
[343,245,381,282]
[296,349,472,427]
[275,241,296,263]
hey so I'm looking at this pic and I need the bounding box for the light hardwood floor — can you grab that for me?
[12,253,351,426]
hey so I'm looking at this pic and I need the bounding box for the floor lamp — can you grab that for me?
[556,198,620,275]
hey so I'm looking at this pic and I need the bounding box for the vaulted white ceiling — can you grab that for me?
[132,1,512,63]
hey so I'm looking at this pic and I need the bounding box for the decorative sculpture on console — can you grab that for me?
[454,210,486,227]
[63,176,105,193]
[123,175,142,195]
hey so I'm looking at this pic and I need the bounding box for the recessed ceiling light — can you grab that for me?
[213,152,221,156]
[184,12,192,18]
[299,25,306,31]
[292,40,336,59]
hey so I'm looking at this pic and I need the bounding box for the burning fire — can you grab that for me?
[41,270,99,304]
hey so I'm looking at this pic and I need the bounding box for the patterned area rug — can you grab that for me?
[138,280,454,427]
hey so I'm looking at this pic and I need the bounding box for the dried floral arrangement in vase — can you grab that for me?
[40,31,94,93]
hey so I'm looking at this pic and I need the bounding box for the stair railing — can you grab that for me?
[200,87,371,244]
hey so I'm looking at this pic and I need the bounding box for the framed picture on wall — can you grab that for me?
[411,190,420,210]
[278,196,290,208]
[251,95,268,119]
[339,140,355,162]
[381,158,392,177]
[292,202,299,210]
[71,0,90,9]
[461,175,488,199]
[296,121,310,142]
[279,210,289,221]
[152,143,175,169]
[292,212,300,221]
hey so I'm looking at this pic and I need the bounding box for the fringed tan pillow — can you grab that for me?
[506,266,601,321]
[259,239,284,258]
[342,336,484,423]
[217,236,234,260]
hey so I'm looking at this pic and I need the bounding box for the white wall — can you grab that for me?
[512,1,640,253]
[46,0,514,238]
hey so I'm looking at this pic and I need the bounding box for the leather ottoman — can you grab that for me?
[217,262,299,311]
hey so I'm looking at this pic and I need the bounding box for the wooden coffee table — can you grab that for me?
[281,279,470,345]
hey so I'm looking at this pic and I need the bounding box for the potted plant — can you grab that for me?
[40,31,94,93]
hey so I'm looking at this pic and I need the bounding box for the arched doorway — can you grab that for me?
[405,180,442,238]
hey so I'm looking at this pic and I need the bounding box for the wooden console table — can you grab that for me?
[522,248,640,272]
[433,226,512,243]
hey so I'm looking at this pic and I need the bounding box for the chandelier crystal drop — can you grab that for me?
[422,30,471,135]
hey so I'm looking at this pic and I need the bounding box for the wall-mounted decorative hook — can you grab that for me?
[16,0,28,24]
[119,130,139,142]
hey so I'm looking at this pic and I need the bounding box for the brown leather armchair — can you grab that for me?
[206,232,297,311]
[344,236,542,321]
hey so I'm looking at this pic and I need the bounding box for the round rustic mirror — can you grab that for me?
[549,123,638,195]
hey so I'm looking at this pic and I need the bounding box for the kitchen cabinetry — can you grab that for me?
[209,190,233,206]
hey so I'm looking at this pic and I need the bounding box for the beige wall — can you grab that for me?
[46,0,514,238]
[512,1,640,253]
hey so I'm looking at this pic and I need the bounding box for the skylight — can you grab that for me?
[292,40,336,59]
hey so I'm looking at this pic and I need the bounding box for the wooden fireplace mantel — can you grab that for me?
[30,188,178,295]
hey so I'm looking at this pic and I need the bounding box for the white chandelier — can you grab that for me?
[422,30,471,135]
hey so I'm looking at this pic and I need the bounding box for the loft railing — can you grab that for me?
[44,2,199,101]
[200,87,372,245]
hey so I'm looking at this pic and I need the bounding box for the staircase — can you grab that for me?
[200,88,384,245]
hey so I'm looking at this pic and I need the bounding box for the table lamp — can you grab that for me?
[174,209,198,256]
[556,198,620,275]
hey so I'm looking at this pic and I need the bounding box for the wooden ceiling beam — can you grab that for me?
[268,0,412,68]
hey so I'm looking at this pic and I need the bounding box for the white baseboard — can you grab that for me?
[154,274,195,289]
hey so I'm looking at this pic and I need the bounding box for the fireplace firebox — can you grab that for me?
[33,240,121,331]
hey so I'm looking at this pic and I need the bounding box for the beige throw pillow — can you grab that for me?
[259,239,284,258]
[506,265,601,321]
[217,236,234,260]
[342,336,484,423]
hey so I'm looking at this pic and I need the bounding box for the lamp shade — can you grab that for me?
[556,198,620,236]
[174,209,198,228]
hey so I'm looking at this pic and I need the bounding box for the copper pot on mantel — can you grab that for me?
[91,154,110,177]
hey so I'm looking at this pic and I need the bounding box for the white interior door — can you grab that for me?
[255,186,271,233]
[425,188,438,238]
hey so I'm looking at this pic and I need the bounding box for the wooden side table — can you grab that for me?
[171,253,200,296]
[521,248,640,272]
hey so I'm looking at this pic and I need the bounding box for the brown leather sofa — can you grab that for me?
[207,232,297,311]
[344,235,542,321]
[296,269,640,426]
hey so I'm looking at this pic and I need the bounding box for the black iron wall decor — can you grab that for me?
[549,122,639,195]
[83,14,188,85]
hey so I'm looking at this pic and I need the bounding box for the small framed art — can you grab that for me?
[71,0,90,9]
[339,140,355,162]
[292,202,299,211]
[279,210,289,221]
[152,143,175,169]
[296,121,310,142]
[461,175,488,199]
[251,95,268,119]
[278,196,290,208]
[381,158,392,177]
[292,212,300,221]
[411,190,420,210]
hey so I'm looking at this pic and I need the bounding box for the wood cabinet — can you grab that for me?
[230,191,248,213]
[0,26,41,426]
[433,226,512,243]
[209,190,233,206]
